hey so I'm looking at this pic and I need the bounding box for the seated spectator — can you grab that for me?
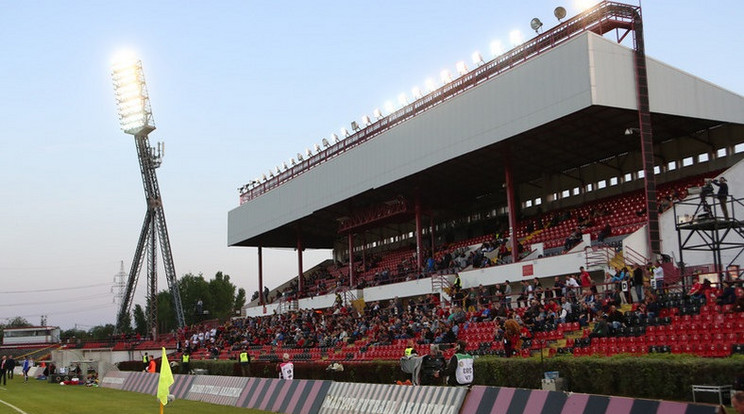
[597,223,612,243]
[588,314,609,338]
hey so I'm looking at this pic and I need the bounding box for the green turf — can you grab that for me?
[0,377,272,414]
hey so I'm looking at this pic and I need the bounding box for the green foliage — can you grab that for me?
[234,288,247,315]
[133,304,147,336]
[87,324,116,340]
[119,354,744,402]
[157,291,175,333]
[208,272,237,321]
[60,328,88,342]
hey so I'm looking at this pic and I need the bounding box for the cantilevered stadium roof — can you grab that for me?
[228,31,744,249]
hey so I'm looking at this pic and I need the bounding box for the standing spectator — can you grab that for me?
[711,177,729,219]
[653,260,664,292]
[420,344,446,386]
[503,281,512,309]
[579,266,594,293]
[22,356,31,383]
[0,355,6,386]
[277,353,294,380]
[632,263,645,303]
[445,341,473,386]
[147,356,156,373]
[142,352,149,371]
[181,351,191,374]
[5,356,15,380]
[239,348,251,377]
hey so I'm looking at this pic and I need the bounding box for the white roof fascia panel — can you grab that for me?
[228,34,596,246]
[588,32,744,124]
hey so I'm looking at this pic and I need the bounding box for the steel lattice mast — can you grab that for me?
[111,55,185,335]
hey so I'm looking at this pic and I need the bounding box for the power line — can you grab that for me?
[0,293,110,307]
[4,282,111,294]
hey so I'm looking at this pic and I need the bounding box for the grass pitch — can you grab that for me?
[0,377,271,414]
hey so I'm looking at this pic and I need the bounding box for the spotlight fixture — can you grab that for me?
[397,93,408,106]
[297,152,304,161]
[282,161,289,170]
[530,18,543,33]
[351,121,360,131]
[111,55,155,136]
[554,6,567,21]
[331,133,340,143]
[471,51,484,66]
[440,69,452,84]
[306,148,313,157]
[456,61,468,76]
[361,115,372,126]
[314,143,321,153]
[490,40,504,57]
[341,127,350,137]
[384,101,395,114]
[373,108,383,119]
[509,30,524,46]
[322,138,331,147]
[411,86,423,99]
[425,78,437,92]
[262,173,268,181]
[290,158,297,166]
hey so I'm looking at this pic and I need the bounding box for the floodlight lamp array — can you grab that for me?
[112,58,155,135]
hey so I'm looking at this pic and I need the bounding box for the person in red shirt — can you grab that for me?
[580,266,596,294]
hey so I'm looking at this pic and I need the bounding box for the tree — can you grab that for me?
[207,272,236,321]
[88,324,115,340]
[178,273,212,325]
[133,304,147,336]
[156,291,175,334]
[234,288,246,316]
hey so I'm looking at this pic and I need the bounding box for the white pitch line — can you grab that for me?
[0,398,29,414]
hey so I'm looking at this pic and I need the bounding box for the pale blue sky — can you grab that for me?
[1,1,742,330]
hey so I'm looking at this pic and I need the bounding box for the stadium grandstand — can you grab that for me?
[221,2,744,359]
[220,1,744,364]
[46,2,744,368]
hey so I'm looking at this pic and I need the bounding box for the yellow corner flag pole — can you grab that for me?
[157,347,175,412]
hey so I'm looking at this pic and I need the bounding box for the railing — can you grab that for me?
[239,1,641,205]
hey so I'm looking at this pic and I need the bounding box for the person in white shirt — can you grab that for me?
[277,353,294,380]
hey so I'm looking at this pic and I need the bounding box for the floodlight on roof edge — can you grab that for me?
[554,6,567,21]
[490,40,505,57]
[472,51,484,66]
[456,61,468,76]
[112,57,155,136]
[530,18,543,34]
[361,115,372,126]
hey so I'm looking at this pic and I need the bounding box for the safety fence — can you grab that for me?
[101,371,723,414]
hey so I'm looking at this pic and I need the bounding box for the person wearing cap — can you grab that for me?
[711,177,729,219]
[277,353,294,380]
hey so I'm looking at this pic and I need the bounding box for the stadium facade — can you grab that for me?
[228,3,744,315]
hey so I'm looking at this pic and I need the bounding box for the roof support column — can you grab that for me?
[296,229,303,294]
[632,11,660,257]
[348,233,355,288]
[415,193,423,270]
[258,246,264,306]
[430,215,435,261]
[503,147,519,263]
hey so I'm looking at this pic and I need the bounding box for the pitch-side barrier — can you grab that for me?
[101,371,724,414]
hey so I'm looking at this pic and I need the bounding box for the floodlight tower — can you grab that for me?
[111,55,185,336]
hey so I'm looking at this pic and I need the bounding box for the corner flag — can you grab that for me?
[157,347,175,406]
